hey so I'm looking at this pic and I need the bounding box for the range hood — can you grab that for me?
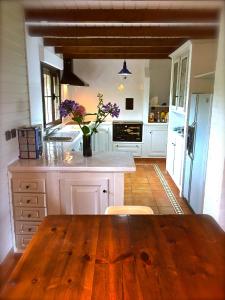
[60,58,89,86]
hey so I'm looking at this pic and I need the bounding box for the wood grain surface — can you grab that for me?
[1,215,225,300]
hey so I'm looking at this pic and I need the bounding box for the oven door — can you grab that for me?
[113,123,142,142]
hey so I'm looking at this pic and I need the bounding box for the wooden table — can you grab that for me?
[1,215,225,300]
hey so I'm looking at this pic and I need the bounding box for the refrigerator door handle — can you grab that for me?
[187,121,196,160]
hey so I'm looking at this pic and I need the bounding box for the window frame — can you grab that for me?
[40,62,61,129]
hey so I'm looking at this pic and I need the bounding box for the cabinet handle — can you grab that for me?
[26,199,31,204]
[149,131,152,134]
[25,185,30,189]
[27,214,31,218]
[28,228,32,232]
[103,190,107,193]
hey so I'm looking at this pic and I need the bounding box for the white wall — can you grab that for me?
[25,34,63,126]
[61,59,148,121]
[0,1,30,262]
[149,59,171,105]
[203,6,225,230]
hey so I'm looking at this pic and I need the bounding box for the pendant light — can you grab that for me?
[118,60,132,79]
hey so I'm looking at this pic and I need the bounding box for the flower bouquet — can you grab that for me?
[59,93,120,156]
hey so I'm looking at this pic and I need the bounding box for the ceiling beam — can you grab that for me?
[28,25,217,38]
[25,8,219,23]
[44,37,186,47]
[63,53,170,59]
[55,46,176,54]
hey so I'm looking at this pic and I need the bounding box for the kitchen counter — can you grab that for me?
[8,151,136,252]
[8,151,136,173]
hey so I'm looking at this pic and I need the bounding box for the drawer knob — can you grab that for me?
[26,199,31,204]
[103,190,107,193]
[28,228,32,232]
[27,214,31,218]
[26,185,30,189]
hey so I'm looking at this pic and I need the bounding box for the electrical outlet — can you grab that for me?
[11,128,16,138]
[5,131,11,141]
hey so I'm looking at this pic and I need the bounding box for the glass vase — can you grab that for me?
[82,135,92,157]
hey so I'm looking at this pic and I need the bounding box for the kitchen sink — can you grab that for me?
[45,129,81,142]
[47,136,73,141]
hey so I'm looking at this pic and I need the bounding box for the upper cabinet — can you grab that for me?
[169,39,217,115]
[170,44,190,113]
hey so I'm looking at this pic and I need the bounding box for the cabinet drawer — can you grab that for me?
[14,207,46,221]
[15,221,41,234]
[113,143,142,156]
[12,178,45,193]
[15,234,33,250]
[13,193,46,207]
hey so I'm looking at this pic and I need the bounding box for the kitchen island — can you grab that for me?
[8,151,135,252]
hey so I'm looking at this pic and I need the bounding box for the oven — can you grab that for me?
[113,121,143,142]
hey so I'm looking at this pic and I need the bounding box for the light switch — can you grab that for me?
[5,131,11,141]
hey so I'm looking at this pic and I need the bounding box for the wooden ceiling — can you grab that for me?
[25,7,220,59]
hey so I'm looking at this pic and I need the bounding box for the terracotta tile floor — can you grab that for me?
[124,158,193,215]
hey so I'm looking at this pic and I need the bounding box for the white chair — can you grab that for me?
[105,205,154,215]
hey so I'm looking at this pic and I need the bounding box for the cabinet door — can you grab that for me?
[177,54,189,111]
[166,134,176,176]
[93,127,109,152]
[173,137,184,188]
[60,178,109,215]
[147,130,168,157]
[171,59,180,108]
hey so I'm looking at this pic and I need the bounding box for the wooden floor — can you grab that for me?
[125,158,193,215]
[0,158,192,291]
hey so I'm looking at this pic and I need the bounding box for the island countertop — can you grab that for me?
[8,151,136,173]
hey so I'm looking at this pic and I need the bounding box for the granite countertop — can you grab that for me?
[8,151,136,173]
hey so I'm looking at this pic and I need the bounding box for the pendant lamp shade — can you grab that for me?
[118,60,132,78]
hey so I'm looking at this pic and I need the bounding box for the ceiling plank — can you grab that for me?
[55,46,176,54]
[44,37,186,47]
[63,54,170,59]
[28,25,217,38]
[25,8,219,23]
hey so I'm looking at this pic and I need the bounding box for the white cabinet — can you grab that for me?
[92,123,112,152]
[60,176,109,214]
[11,173,47,251]
[166,132,184,189]
[143,124,168,157]
[170,50,190,112]
[113,142,142,157]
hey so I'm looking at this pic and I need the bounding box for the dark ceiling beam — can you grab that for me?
[63,53,170,59]
[28,25,217,38]
[55,46,176,54]
[25,8,219,23]
[44,37,186,47]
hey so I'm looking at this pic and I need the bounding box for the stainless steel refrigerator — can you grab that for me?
[183,94,212,213]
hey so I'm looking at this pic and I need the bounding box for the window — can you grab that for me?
[41,63,61,128]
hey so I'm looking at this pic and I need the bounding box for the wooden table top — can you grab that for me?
[1,215,225,300]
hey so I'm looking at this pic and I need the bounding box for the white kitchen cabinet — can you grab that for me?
[166,131,184,189]
[10,172,47,252]
[113,142,142,157]
[168,40,217,194]
[92,123,112,152]
[143,124,168,157]
[170,49,190,113]
[60,176,109,214]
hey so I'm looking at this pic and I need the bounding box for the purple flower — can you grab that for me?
[59,99,79,118]
[102,102,120,118]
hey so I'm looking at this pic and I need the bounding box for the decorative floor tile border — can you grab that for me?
[152,164,184,215]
